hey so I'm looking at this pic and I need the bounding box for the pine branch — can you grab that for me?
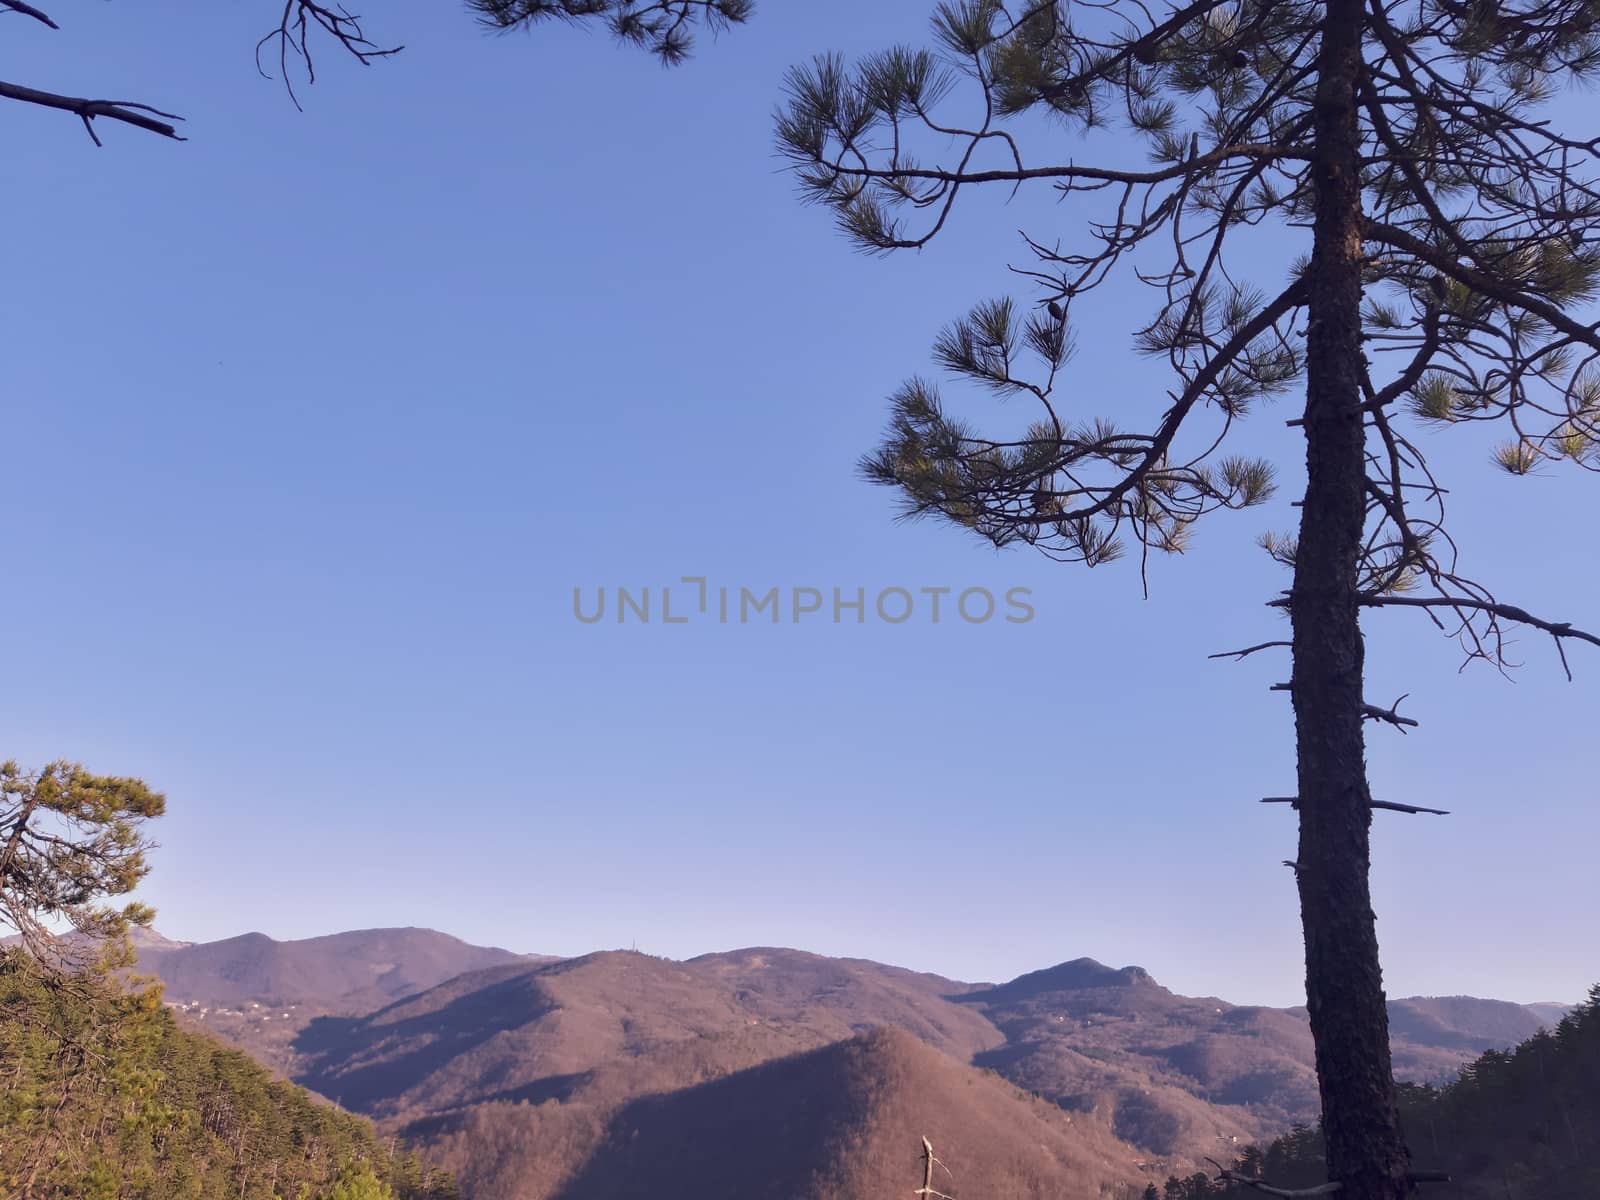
[1364,219,1600,352]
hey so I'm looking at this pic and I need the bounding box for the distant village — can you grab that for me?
[164,998,301,1022]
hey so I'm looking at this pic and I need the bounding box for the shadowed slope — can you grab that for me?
[294,948,1004,1121]
[412,1028,1156,1200]
[290,946,1568,1174]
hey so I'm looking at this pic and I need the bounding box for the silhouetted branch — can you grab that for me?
[1358,595,1600,681]
[1209,640,1291,661]
[1364,219,1600,353]
[1263,797,1449,815]
[256,0,402,110]
[0,0,185,143]
[0,0,57,29]
[1372,799,1448,815]
[467,0,752,63]
[0,80,184,143]
[1362,693,1418,732]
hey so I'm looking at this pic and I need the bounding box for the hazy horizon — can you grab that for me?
[124,919,1583,1011]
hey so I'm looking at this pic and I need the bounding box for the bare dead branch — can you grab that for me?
[1358,594,1600,681]
[1209,640,1292,661]
[256,0,402,111]
[915,1137,956,1200]
[1362,693,1418,732]
[0,0,57,28]
[0,80,184,144]
[1371,799,1449,815]
[1207,1159,1344,1197]
[1262,797,1449,815]
[1212,1161,1463,1196]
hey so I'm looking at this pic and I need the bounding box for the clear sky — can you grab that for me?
[3,0,1594,1009]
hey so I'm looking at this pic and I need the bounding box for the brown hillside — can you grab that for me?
[410,1028,1159,1200]
[685,946,1000,1059]
[140,927,530,1076]
[959,958,1313,1152]
[138,927,525,1011]
[295,948,1003,1120]
[1382,996,1556,1057]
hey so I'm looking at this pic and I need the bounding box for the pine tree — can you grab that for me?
[765,4,1600,1199]
[0,953,458,1198]
[1236,985,1600,1199]
[0,760,165,972]
[328,1162,397,1200]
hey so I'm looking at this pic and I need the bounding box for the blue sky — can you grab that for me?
[3,0,1594,1007]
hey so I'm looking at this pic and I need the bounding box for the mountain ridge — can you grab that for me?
[128,927,1574,1017]
[120,926,1574,1198]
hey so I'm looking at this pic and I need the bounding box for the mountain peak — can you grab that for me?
[126,926,192,951]
[991,957,1155,997]
[129,926,524,1015]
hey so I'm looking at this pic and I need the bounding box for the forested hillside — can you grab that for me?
[0,952,457,1200]
[1221,985,1600,1200]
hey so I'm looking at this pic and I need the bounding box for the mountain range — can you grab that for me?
[130,928,1572,1199]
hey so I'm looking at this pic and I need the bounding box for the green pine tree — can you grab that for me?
[327,1163,396,1200]
[767,6,1600,1198]
[1,760,165,971]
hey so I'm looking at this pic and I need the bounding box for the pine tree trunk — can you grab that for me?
[1291,0,1412,1197]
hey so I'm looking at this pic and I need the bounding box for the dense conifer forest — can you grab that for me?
[0,952,457,1200]
[1196,985,1600,1200]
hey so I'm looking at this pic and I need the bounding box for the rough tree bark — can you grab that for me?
[1292,1,1412,1198]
